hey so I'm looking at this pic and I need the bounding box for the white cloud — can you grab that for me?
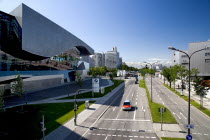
[125,59,172,69]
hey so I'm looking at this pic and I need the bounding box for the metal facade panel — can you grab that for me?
[189,41,210,76]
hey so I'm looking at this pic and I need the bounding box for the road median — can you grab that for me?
[139,79,177,123]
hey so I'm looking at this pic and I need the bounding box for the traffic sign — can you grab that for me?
[186,134,192,140]
[184,124,194,129]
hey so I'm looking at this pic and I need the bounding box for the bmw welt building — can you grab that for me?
[0,3,94,92]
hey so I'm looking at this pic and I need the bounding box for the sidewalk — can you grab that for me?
[153,123,186,139]
[45,80,126,140]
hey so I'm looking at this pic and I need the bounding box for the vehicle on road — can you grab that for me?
[122,100,132,110]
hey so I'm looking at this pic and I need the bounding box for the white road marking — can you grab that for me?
[197,133,202,135]
[113,107,116,111]
[173,112,175,114]
[118,135,121,137]
[176,114,181,119]
[112,135,116,136]
[88,133,91,135]
[112,129,116,130]
[102,134,106,136]
[134,136,138,137]
[146,137,150,138]
[204,134,209,135]
[92,133,95,135]
[162,101,165,105]
[123,135,127,137]
[162,131,165,137]
[140,136,144,138]
[151,137,156,138]
[180,112,187,119]
[174,101,177,104]
[105,135,109,140]
[136,102,137,105]
[97,134,101,135]
[129,136,133,137]
[160,98,162,100]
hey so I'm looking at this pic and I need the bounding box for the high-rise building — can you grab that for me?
[105,47,120,69]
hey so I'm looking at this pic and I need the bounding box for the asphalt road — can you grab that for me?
[65,78,159,140]
[145,77,210,140]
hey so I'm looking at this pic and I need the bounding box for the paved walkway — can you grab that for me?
[4,78,111,108]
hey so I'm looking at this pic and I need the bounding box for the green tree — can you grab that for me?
[75,71,83,88]
[193,75,210,108]
[11,75,24,96]
[161,67,173,88]
[176,65,188,93]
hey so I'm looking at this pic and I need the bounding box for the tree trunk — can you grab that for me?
[174,81,175,90]
[170,82,171,88]
[164,78,165,84]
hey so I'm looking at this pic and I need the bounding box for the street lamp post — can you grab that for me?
[144,61,158,102]
[168,46,210,135]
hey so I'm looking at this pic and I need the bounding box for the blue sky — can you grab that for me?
[1,0,210,67]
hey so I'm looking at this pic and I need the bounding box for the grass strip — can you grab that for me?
[164,84,210,117]
[59,80,124,100]
[161,137,185,140]
[139,79,177,123]
[0,101,94,139]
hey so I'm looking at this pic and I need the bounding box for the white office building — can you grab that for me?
[105,47,121,69]
[171,39,210,78]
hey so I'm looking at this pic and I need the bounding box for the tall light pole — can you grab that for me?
[144,61,158,102]
[168,46,210,135]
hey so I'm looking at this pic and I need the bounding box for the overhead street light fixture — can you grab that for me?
[168,45,208,136]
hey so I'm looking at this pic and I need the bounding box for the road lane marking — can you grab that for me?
[176,114,181,119]
[118,135,121,137]
[123,135,127,137]
[112,135,116,136]
[160,98,162,100]
[136,102,137,105]
[105,135,109,140]
[151,137,156,138]
[146,136,150,138]
[140,136,144,138]
[204,134,209,135]
[134,136,138,137]
[102,134,106,136]
[180,112,187,119]
[97,134,101,135]
[162,101,165,105]
[129,136,133,137]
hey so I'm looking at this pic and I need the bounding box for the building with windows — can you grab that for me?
[171,39,210,79]
[105,47,121,69]
[0,3,94,93]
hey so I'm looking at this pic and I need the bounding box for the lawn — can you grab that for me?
[0,101,94,140]
[59,79,124,100]
[161,137,185,140]
[139,79,177,123]
[164,84,210,117]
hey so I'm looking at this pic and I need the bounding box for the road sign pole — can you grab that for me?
[161,108,163,131]
[41,115,46,140]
